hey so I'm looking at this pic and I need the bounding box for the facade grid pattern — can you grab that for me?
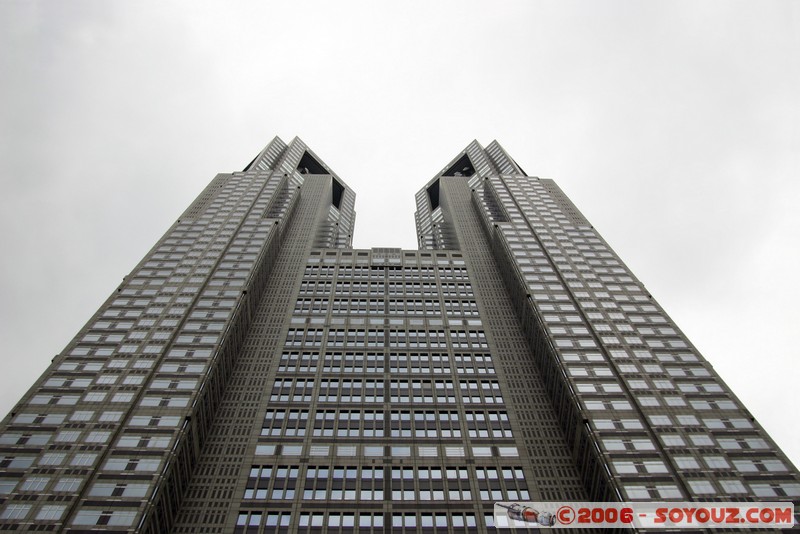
[1,137,798,533]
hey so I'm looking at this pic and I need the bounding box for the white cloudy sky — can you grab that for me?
[1,1,798,468]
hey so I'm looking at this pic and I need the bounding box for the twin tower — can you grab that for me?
[1,137,797,532]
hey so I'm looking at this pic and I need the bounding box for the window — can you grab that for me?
[89,482,149,498]
[644,460,668,473]
[86,431,111,443]
[36,505,66,521]
[39,452,66,466]
[244,465,298,500]
[71,453,97,467]
[112,392,135,403]
[358,514,383,528]
[690,434,714,447]
[749,484,778,497]
[719,480,747,494]
[0,504,31,519]
[312,409,382,438]
[674,457,699,469]
[704,456,729,469]
[117,435,171,449]
[103,457,161,472]
[0,479,17,495]
[130,415,179,427]
[55,430,81,442]
[688,480,717,495]
[55,478,82,492]
[83,391,107,402]
[100,411,123,422]
[72,509,138,526]
[264,511,292,528]
[661,434,685,447]
[236,511,262,531]
[677,415,699,425]
[71,411,94,421]
[392,513,417,528]
[648,415,671,426]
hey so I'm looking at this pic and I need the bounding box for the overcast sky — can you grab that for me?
[1,1,798,469]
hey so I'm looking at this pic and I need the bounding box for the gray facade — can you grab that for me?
[1,138,797,532]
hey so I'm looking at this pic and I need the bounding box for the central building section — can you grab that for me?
[235,248,585,530]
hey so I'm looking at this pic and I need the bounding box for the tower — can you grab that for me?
[1,137,797,532]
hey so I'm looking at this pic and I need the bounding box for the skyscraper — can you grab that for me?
[1,137,797,532]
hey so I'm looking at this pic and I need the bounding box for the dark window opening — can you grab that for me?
[332,178,345,209]
[427,180,440,210]
[243,153,259,172]
[512,157,528,176]
[442,154,475,177]
[297,151,328,175]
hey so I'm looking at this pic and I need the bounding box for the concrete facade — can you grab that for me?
[1,138,797,532]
